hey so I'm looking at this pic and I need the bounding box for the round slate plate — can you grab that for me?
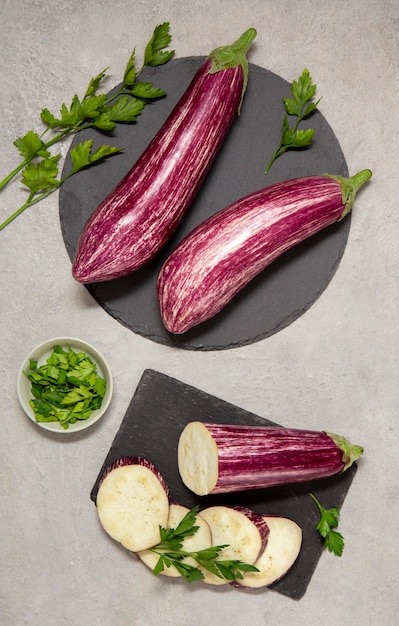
[59,57,349,351]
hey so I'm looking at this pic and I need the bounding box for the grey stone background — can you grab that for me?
[1,1,398,624]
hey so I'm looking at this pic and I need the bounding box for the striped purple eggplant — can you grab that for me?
[157,169,372,333]
[72,28,256,284]
[178,422,364,496]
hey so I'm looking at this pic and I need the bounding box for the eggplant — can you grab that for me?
[137,503,213,578]
[234,515,302,589]
[157,169,372,334]
[199,505,270,585]
[177,421,364,496]
[96,456,170,552]
[72,28,257,283]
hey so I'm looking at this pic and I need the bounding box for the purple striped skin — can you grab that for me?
[72,29,257,284]
[157,170,372,334]
[196,423,362,495]
[97,456,170,500]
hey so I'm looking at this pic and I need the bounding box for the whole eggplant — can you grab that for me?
[72,28,257,283]
[157,170,372,334]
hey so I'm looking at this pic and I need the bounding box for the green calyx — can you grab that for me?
[208,28,257,109]
[325,431,364,471]
[325,169,372,220]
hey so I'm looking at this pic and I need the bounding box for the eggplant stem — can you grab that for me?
[325,431,364,471]
[325,169,372,220]
[208,28,257,108]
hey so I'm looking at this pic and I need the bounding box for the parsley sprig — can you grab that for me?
[149,506,259,583]
[309,493,344,556]
[0,23,174,231]
[265,68,321,174]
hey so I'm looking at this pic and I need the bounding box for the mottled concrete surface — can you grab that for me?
[1,1,398,625]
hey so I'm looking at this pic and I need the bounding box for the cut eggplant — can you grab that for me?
[178,421,363,495]
[235,516,302,589]
[96,456,170,552]
[137,503,212,577]
[199,505,269,585]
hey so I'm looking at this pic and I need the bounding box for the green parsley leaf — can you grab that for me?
[41,95,85,129]
[323,528,345,555]
[70,140,122,173]
[106,95,146,123]
[171,505,201,538]
[289,127,315,148]
[129,81,166,100]
[55,95,82,128]
[123,49,137,87]
[149,506,259,583]
[69,140,95,171]
[24,344,106,430]
[84,68,108,98]
[89,144,123,164]
[92,112,116,131]
[316,505,340,536]
[286,68,317,114]
[13,131,51,160]
[79,94,108,119]
[40,108,60,128]
[21,155,60,193]
[0,23,174,231]
[144,22,175,67]
[265,67,321,174]
[172,561,205,582]
[309,493,345,557]
[93,376,106,398]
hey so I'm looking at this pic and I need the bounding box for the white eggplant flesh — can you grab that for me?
[137,503,212,578]
[234,516,302,589]
[198,505,269,586]
[96,456,170,552]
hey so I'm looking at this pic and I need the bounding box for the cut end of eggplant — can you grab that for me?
[96,458,170,552]
[178,421,219,495]
[235,516,302,589]
[199,505,269,586]
[178,422,363,496]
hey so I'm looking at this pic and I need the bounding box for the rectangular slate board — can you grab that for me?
[91,369,358,600]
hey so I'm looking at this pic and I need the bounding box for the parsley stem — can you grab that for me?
[0,128,74,192]
[0,57,147,194]
[264,117,303,174]
[0,159,96,230]
[0,188,56,230]
[0,66,146,195]
[0,192,35,230]
[265,68,319,175]
[264,147,284,175]
[0,23,174,231]
[0,163,27,191]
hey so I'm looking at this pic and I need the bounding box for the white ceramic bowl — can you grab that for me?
[17,337,113,433]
